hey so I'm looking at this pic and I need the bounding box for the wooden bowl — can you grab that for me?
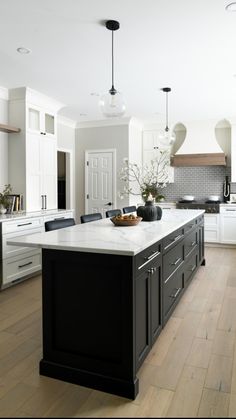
[110,216,142,226]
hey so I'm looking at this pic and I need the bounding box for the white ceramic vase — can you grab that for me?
[0,205,7,214]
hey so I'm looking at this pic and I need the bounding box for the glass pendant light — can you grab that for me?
[99,20,126,117]
[158,87,176,147]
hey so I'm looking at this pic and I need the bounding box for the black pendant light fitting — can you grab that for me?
[158,87,175,146]
[161,87,171,132]
[106,20,120,96]
[99,19,125,117]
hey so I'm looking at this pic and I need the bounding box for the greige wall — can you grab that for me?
[57,121,76,211]
[0,97,9,191]
[75,124,130,222]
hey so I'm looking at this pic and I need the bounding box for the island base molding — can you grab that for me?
[39,359,139,399]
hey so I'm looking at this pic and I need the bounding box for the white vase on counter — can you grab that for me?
[0,205,7,214]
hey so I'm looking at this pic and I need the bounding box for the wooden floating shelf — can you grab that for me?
[0,123,21,133]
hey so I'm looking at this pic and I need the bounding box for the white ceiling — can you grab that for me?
[1,0,236,124]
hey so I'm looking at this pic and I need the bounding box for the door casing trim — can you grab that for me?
[85,149,117,214]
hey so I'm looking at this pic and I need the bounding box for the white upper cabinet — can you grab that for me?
[27,104,56,137]
[142,130,174,183]
[8,87,63,212]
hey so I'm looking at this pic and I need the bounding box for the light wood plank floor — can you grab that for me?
[1,247,236,417]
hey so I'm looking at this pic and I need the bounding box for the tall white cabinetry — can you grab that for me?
[8,87,63,211]
[142,130,174,182]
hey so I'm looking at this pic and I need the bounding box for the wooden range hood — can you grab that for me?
[171,152,226,167]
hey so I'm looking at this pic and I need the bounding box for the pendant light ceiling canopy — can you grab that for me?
[158,87,176,147]
[99,20,126,118]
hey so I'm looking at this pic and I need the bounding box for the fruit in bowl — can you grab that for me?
[111,214,142,226]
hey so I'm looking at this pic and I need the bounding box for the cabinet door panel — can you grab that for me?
[26,133,42,211]
[150,263,162,344]
[135,271,150,370]
[41,137,57,209]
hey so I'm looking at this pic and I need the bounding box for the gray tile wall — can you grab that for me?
[163,166,236,202]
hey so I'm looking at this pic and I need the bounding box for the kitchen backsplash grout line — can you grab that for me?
[163,166,236,201]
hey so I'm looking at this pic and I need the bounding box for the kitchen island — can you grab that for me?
[8,209,205,399]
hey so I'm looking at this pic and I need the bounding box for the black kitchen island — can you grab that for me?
[8,209,205,399]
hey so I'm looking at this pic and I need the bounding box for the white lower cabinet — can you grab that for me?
[204,214,220,243]
[220,207,236,244]
[0,210,74,289]
[2,250,42,286]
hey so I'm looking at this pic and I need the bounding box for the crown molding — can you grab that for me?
[76,116,132,129]
[0,86,9,100]
[58,115,77,128]
[9,87,64,111]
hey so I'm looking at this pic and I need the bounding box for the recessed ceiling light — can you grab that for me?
[226,2,236,11]
[90,92,99,97]
[80,113,87,116]
[17,47,31,54]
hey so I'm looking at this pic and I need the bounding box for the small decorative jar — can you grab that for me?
[137,193,162,222]
[0,205,7,215]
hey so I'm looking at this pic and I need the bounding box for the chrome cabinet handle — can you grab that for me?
[164,234,183,250]
[171,257,181,266]
[191,241,196,246]
[145,250,161,261]
[170,288,181,299]
[147,267,157,275]
[138,251,161,270]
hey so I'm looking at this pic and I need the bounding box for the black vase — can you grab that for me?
[137,201,162,222]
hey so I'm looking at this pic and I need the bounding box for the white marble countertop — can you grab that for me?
[8,209,204,256]
[0,209,73,222]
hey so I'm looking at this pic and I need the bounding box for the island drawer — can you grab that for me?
[135,241,161,275]
[184,219,197,236]
[184,250,198,286]
[163,241,184,282]
[184,229,198,259]
[163,268,184,322]
[163,227,184,254]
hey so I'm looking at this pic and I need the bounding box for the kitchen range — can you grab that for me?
[176,200,221,214]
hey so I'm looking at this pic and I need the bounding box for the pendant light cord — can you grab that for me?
[165,91,169,132]
[110,30,116,94]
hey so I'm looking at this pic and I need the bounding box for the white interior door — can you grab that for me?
[85,150,116,218]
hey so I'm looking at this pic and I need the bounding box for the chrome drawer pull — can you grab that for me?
[170,288,181,299]
[147,267,157,275]
[145,250,161,261]
[138,250,161,270]
[191,241,196,246]
[164,234,183,250]
[18,261,33,268]
[171,257,181,266]
[54,217,65,220]
[173,234,182,242]
[17,222,32,227]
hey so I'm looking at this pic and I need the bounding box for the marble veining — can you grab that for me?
[8,209,204,256]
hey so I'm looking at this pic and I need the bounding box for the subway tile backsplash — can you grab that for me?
[163,166,236,202]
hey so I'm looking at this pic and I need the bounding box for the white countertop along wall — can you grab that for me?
[0,209,74,223]
[8,209,204,256]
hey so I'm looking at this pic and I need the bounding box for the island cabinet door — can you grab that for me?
[135,258,162,371]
